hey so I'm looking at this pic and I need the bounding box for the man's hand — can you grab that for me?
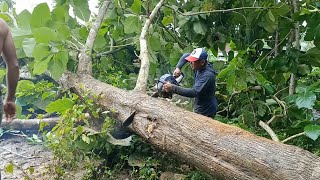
[163,82,173,92]
[4,100,16,122]
[173,68,181,77]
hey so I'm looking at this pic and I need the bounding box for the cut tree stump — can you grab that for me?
[61,73,320,180]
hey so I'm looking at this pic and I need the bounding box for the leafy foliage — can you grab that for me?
[2,0,320,178]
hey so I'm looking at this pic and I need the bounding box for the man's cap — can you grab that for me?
[185,48,208,62]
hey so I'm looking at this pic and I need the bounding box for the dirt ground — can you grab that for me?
[0,133,53,180]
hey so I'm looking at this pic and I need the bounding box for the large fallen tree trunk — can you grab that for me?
[61,73,320,180]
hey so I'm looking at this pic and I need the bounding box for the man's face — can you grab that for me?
[190,59,205,70]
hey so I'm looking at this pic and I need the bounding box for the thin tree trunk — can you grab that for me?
[134,0,165,92]
[289,0,300,95]
[60,73,320,180]
[77,0,111,75]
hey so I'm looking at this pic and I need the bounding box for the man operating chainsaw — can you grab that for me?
[163,48,217,117]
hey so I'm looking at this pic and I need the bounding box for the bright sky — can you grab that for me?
[13,0,99,14]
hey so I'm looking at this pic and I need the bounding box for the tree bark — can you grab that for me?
[61,73,320,180]
[134,0,165,92]
[0,118,60,131]
[289,0,300,95]
[77,0,111,75]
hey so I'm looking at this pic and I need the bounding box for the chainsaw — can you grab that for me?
[151,73,184,98]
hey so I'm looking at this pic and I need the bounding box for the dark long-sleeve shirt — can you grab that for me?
[172,53,218,117]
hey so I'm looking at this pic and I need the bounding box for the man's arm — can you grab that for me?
[176,53,190,69]
[165,74,209,98]
[0,20,19,101]
[171,85,197,97]
[173,53,190,77]
[0,19,19,122]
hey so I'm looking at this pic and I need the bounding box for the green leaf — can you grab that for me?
[193,21,207,35]
[124,15,141,34]
[267,11,275,22]
[256,73,270,86]
[48,51,69,79]
[12,28,32,37]
[56,24,71,41]
[0,1,8,12]
[162,16,174,26]
[226,74,236,94]
[33,43,50,61]
[79,27,89,39]
[17,10,32,29]
[304,47,320,66]
[0,68,6,84]
[45,97,74,114]
[131,0,142,14]
[22,38,36,57]
[52,6,67,23]
[106,8,117,19]
[297,64,311,76]
[148,50,157,63]
[149,33,161,52]
[28,166,35,174]
[217,64,235,80]
[33,54,53,75]
[256,100,267,116]
[169,49,182,66]
[33,27,58,43]
[71,0,91,22]
[30,3,51,28]
[273,3,290,16]
[295,91,316,109]
[4,162,14,174]
[0,13,11,22]
[17,80,35,93]
[0,3,9,13]
[82,134,91,144]
[304,125,320,141]
[94,34,107,50]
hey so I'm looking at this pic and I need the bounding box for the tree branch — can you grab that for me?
[272,95,287,117]
[0,118,60,131]
[78,0,111,75]
[259,120,280,142]
[134,0,165,92]
[164,4,269,16]
[267,115,284,125]
[289,0,300,95]
[282,132,305,143]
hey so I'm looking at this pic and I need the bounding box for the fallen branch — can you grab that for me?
[0,118,60,131]
[134,0,165,92]
[259,120,279,142]
[272,95,287,116]
[267,115,284,125]
[282,132,306,143]
[164,4,270,16]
